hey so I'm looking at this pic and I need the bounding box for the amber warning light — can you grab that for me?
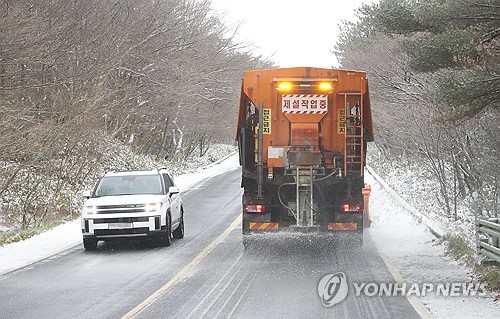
[319,82,332,91]
[277,82,292,91]
[276,81,333,92]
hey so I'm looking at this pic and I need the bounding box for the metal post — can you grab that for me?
[67,189,73,221]
[310,167,313,227]
[257,102,264,198]
[296,167,300,226]
[472,191,479,251]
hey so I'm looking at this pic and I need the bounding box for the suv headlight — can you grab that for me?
[146,203,163,213]
[83,206,96,215]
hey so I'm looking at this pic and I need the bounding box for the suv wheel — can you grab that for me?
[158,215,171,247]
[172,211,184,239]
[83,239,97,251]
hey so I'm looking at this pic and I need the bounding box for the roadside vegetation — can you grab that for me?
[0,221,64,246]
[0,0,270,235]
[443,234,500,291]
[0,139,236,245]
[335,0,499,288]
[336,0,499,249]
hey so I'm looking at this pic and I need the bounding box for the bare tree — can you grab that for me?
[0,0,271,229]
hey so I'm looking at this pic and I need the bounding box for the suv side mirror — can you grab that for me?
[82,190,92,199]
[168,186,180,195]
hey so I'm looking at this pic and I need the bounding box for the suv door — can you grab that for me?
[162,173,181,227]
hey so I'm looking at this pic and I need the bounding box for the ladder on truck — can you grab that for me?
[294,167,315,227]
[340,92,364,176]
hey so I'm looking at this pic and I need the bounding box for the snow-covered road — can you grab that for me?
[0,153,240,276]
[365,172,498,318]
[0,155,497,317]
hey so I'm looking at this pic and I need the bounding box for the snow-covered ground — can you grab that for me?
[0,157,497,317]
[365,172,499,318]
[366,150,483,249]
[0,153,239,275]
[0,140,237,233]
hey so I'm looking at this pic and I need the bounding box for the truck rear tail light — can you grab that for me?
[244,204,265,214]
[342,204,361,212]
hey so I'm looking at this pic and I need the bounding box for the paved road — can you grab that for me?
[0,167,422,319]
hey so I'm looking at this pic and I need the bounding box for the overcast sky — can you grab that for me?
[210,0,377,68]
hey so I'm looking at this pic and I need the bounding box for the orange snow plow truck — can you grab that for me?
[236,67,374,245]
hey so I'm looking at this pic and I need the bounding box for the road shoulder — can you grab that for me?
[365,172,498,318]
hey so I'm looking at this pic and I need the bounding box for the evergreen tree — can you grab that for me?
[370,0,499,120]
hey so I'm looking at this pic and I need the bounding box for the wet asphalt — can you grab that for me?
[0,167,421,319]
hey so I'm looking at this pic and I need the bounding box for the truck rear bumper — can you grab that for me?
[243,222,362,233]
[242,228,364,248]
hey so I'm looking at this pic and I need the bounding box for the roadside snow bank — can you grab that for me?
[367,165,445,238]
[366,150,480,248]
[0,153,240,275]
[366,171,499,318]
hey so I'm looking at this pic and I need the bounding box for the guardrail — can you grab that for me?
[477,218,500,263]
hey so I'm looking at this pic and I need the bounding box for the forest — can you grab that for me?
[335,0,499,237]
[1,0,498,242]
[0,0,271,230]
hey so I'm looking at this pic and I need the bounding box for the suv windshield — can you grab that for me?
[94,175,163,197]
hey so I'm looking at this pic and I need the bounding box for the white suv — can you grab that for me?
[80,169,184,250]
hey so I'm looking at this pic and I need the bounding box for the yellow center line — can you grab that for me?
[121,214,242,319]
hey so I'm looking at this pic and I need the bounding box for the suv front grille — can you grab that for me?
[93,217,149,224]
[94,228,149,236]
[96,204,146,214]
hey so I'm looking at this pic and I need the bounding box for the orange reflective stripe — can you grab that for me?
[249,223,279,230]
[328,223,357,230]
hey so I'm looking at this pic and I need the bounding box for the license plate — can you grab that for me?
[109,223,132,230]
